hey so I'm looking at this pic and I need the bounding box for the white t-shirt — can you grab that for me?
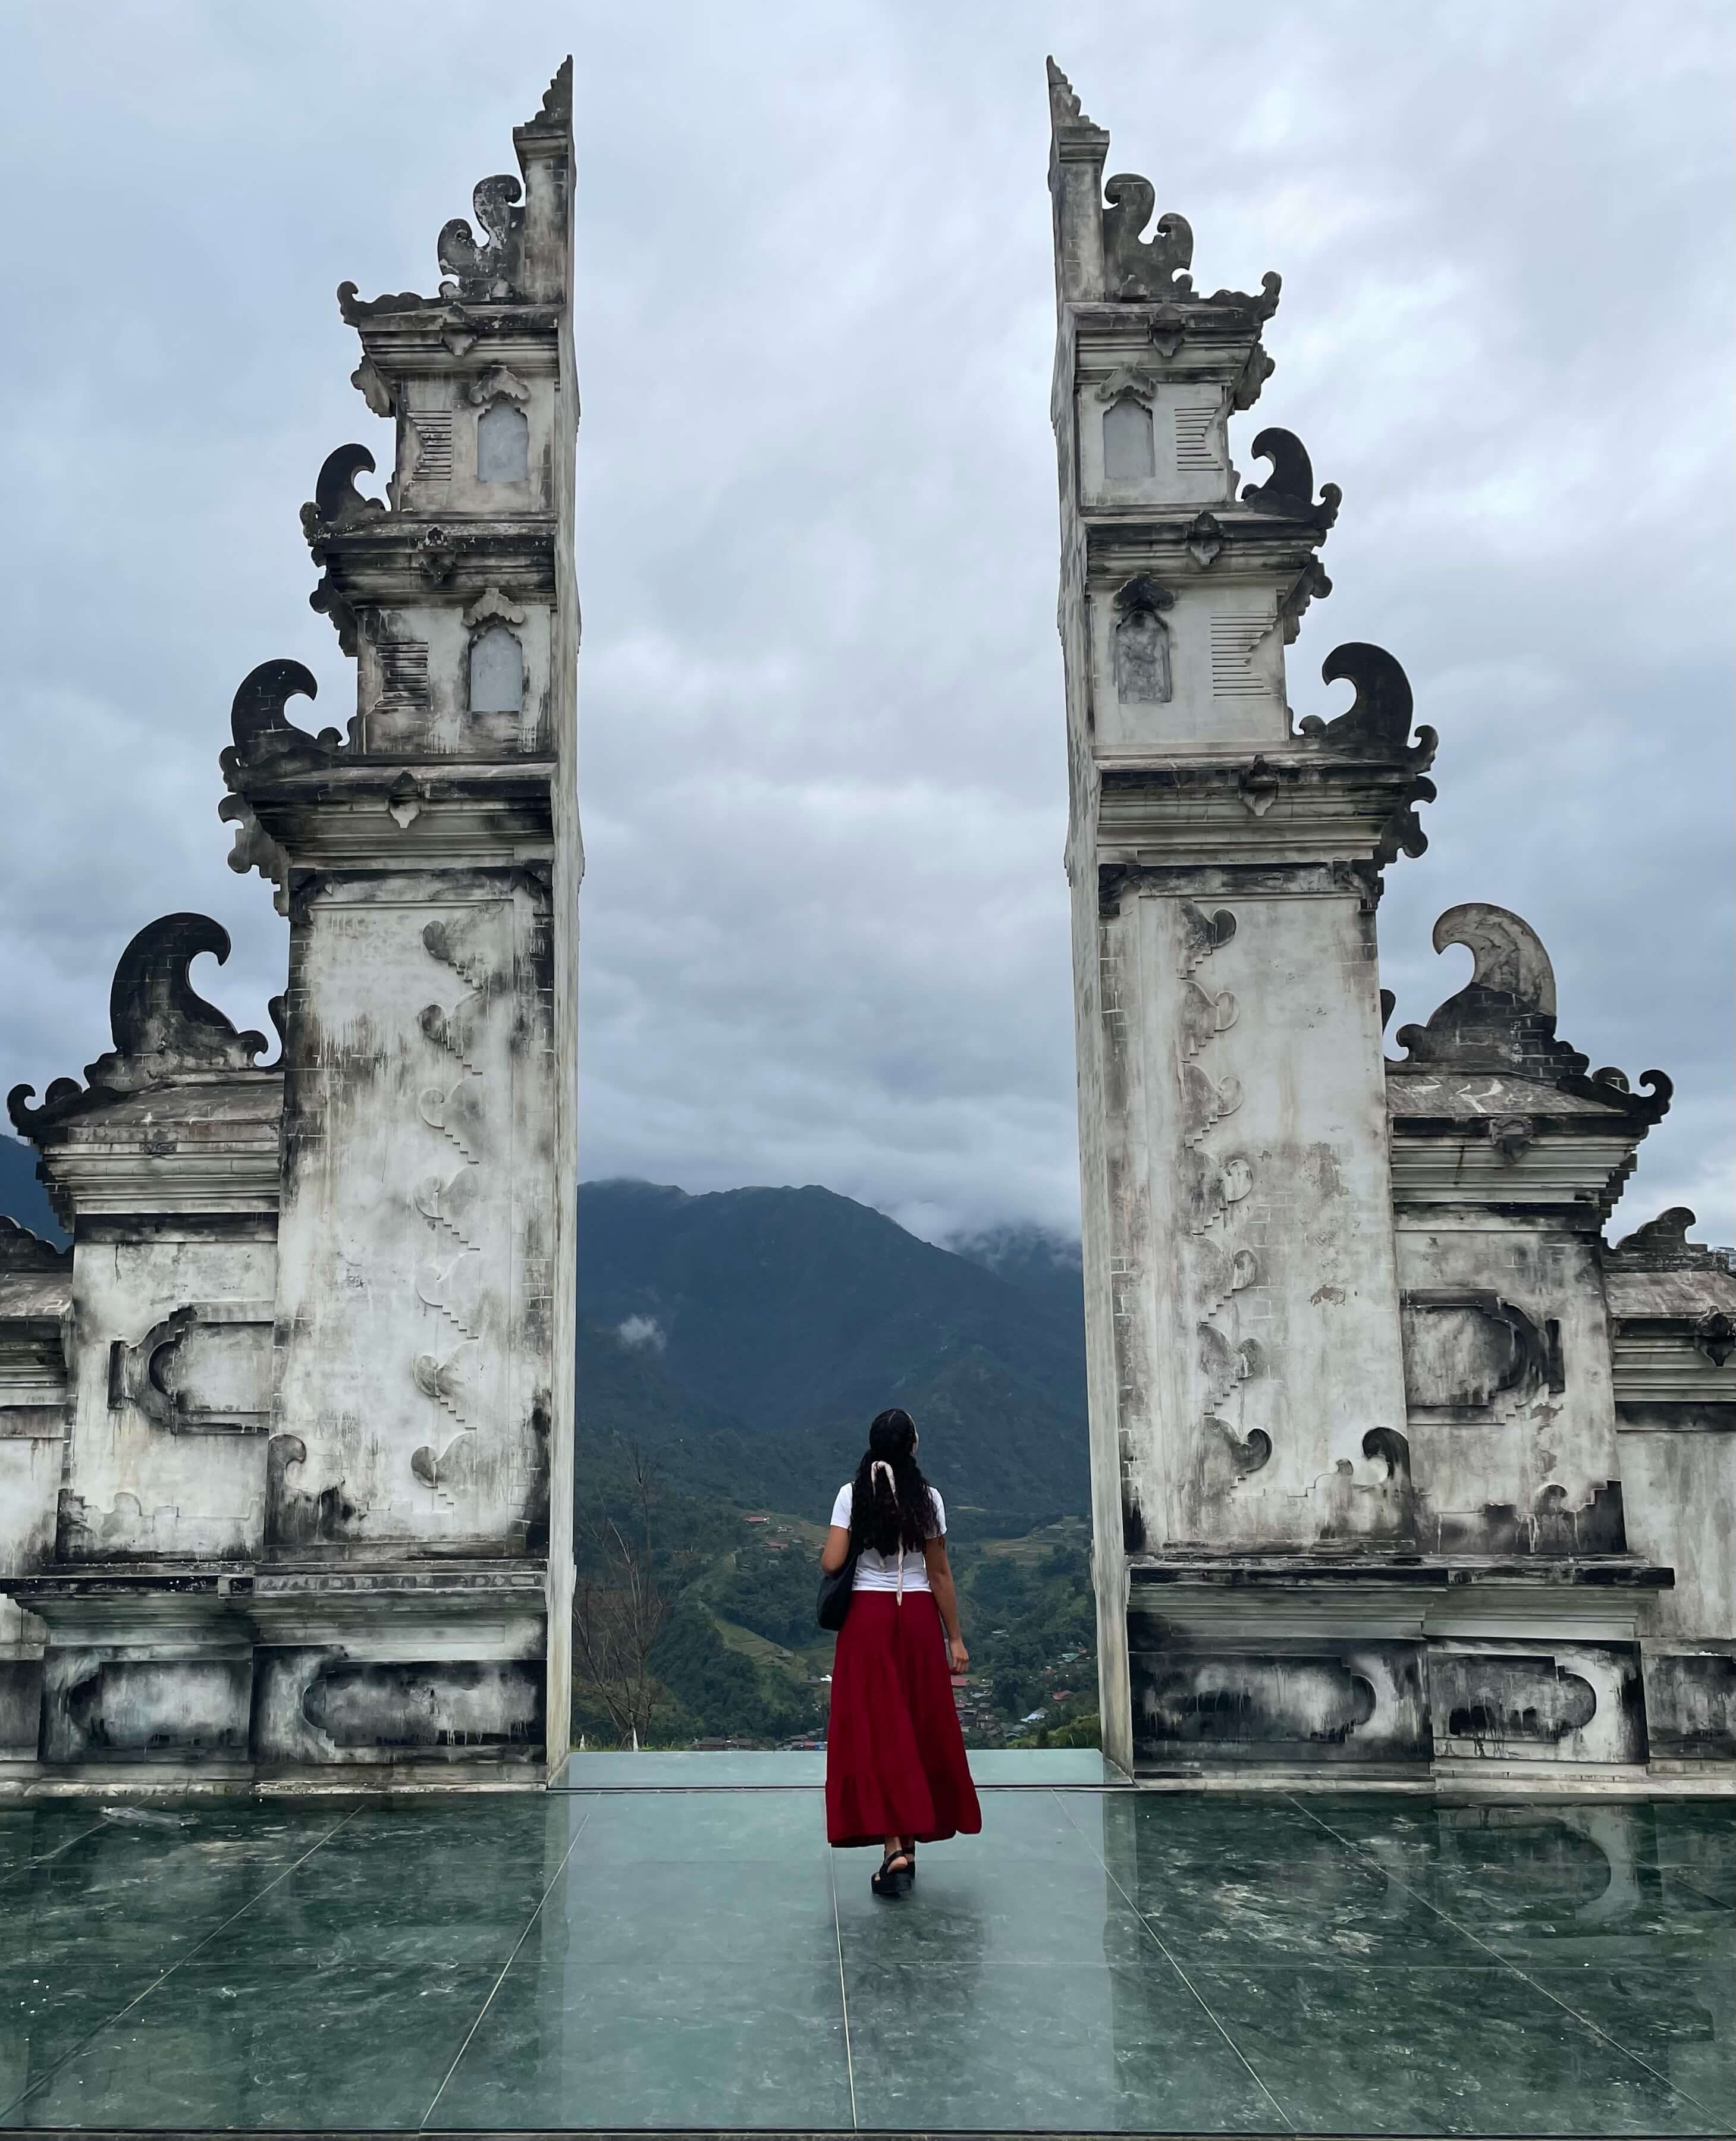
[830,1481,946,1594]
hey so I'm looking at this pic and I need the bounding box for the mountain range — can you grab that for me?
[0,1139,1090,1522]
[576,1179,1087,1521]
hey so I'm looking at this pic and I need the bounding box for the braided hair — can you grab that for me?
[848,1408,939,1557]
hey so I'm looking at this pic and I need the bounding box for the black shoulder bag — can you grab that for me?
[817,1539,860,1632]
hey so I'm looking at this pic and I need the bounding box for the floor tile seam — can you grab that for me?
[826,1842,860,2131]
[1657,1872,1736,1915]
[0,1802,362,2124]
[1281,1793,1726,2126]
[418,1803,595,2131]
[5,1817,111,1878]
[1051,1790,1298,2134]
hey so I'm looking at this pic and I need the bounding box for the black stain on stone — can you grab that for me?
[1643,1653,1736,1759]
[265,1433,361,1546]
[302,1659,542,1754]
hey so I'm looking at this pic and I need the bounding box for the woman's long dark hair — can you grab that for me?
[849,1408,938,1557]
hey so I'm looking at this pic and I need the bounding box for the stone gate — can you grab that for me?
[1048,61,1735,1782]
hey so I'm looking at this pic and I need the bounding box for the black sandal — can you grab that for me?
[871,1849,913,1899]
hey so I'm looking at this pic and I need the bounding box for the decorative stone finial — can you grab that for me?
[1299,644,1436,771]
[1241,428,1340,530]
[9,914,270,1135]
[529,56,573,130]
[438,175,526,300]
[220,659,341,786]
[1101,175,1194,300]
[300,444,387,541]
[1615,1207,1698,1257]
[1395,904,1671,1118]
[1046,58,1095,131]
[1396,904,1574,1077]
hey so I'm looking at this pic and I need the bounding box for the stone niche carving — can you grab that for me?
[1112,575,1173,704]
[470,628,523,715]
[476,401,530,484]
[1102,394,1155,480]
[463,589,528,721]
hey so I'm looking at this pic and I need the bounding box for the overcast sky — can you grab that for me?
[1,1,1730,1245]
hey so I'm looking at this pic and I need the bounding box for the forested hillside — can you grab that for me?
[576,1179,1089,1522]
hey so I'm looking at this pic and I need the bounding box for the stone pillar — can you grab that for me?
[0,62,579,1789]
[219,62,579,1775]
[1048,65,1437,1773]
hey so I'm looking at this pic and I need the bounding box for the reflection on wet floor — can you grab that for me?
[0,1770,1729,2133]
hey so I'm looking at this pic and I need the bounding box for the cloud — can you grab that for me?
[615,1316,666,1353]
[0,0,1729,1245]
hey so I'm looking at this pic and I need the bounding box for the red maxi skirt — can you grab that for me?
[825,1590,982,1848]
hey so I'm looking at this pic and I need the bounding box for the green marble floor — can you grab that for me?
[0,1766,1728,2134]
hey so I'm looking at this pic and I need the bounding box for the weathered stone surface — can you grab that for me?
[1050,65,1725,1781]
[0,61,578,1789]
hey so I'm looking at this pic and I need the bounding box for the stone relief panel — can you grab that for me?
[270,878,552,1554]
[1111,577,1173,704]
[1394,1228,1628,1556]
[252,1647,544,1766]
[1117,887,1408,1552]
[1076,379,1229,506]
[40,1652,253,1766]
[1640,1651,1736,1761]
[1126,1626,1432,1766]
[1093,585,1288,752]
[356,601,549,758]
[106,1303,274,1436]
[56,1238,276,1564]
[1427,1641,1646,1765]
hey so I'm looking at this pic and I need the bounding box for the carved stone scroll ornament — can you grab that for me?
[438,175,526,300]
[467,363,531,408]
[1185,513,1224,568]
[1299,643,1437,772]
[1241,427,1341,531]
[299,443,388,542]
[1393,905,1674,1113]
[1101,174,1195,300]
[9,914,269,1134]
[350,357,394,418]
[1206,271,1283,324]
[1093,366,1158,407]
[219,659,342,787]
[216,794,290,915]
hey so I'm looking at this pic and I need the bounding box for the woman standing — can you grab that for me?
[821,1408,982,1896]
